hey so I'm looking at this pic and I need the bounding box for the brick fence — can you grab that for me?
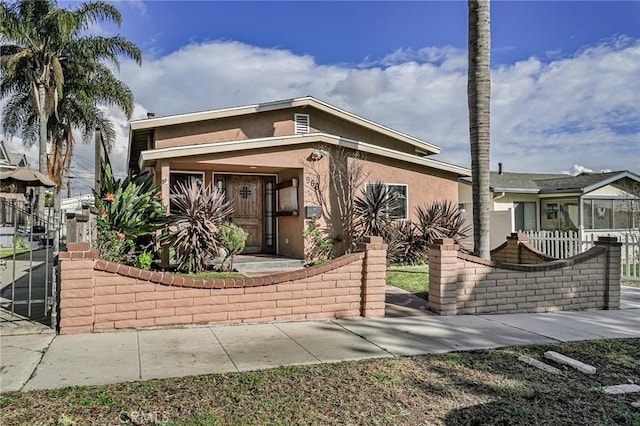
[59,237,387,334]
[428,235,621,315]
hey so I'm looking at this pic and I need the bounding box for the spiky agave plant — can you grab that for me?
[165,177,233,273]
[354,181,401,239]
[384,220,427,265]
[415,200,470,246]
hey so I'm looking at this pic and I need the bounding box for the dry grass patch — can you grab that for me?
[1,339,638,425]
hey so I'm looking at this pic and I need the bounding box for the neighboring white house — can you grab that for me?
[459,168,640,249]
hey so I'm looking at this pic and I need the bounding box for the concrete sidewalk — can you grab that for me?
[2,306,638,393]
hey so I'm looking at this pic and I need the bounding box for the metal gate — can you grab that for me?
[0,198,61,329]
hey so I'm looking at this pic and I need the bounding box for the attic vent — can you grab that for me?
[294,113,310,134]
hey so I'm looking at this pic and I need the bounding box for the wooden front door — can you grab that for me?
[228,175,263,253]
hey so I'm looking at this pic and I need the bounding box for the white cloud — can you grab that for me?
[4,36,639,195]
[560,164,613,176]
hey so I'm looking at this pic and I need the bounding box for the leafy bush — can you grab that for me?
[303,219,333,266]
[96,230,134,263]
[134,252,153,270]
[93,162,168,263]
[354,181,401,238]
[163,177,233,274]
[219,222,247,272]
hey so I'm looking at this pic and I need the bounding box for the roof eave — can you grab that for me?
[138,133,468,177]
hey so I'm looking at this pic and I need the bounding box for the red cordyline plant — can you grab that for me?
[163,177,233,273]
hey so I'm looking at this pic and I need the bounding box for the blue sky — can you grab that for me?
[10,1,640,193]
[113,1,639,66]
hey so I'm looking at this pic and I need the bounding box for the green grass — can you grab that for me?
[386,266,429,299]
[1,339,638,425]
[0,248,30,258]
[177,272,244,280]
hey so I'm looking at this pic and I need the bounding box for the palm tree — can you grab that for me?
[467,0,491,258]
[0,0,141,215]
[3,55,134,188]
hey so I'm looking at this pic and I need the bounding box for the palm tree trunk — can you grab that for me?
[37,82,48,225]
[468,0,491,258]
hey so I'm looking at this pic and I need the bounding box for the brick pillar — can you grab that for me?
[58,242,96,334]
[427,238,459,315]
[491,232,527,263]
[595,236,622,310]
[357,236,387,318]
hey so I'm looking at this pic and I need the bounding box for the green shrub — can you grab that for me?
[219,222,247,271]
[93,162,168,263]
[96,230,134,263]
[134,252,153,270]
[303,219,333,266]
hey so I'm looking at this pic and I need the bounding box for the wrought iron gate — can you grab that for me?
[0,198,61,329]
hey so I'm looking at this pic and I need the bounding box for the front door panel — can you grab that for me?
[228,175,263,253]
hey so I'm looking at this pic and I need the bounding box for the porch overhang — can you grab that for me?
[138,133,470,177]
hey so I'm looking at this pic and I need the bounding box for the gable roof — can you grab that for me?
[460,170,640,194]
[129,96,441,154]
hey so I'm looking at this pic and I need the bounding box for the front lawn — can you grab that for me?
[0,248,31,258]
[1,339,638,425]
[386,266,429,299]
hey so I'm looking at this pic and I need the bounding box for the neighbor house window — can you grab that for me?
[366,183,408,220]
[294,113,310,134]
[584,198,638,230]
[593,199,613,229]
[514,202,536,231]
[541,198,579,231]
[170,172,204,213]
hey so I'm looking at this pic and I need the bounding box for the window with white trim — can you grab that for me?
[365,182,408,220]
[294,113,310,134]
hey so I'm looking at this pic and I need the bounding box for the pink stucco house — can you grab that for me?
[127,97,469,259]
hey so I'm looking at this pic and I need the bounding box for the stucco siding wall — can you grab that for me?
[153,107,424,157]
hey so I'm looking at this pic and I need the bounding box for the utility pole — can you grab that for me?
[94,127,103,192]
[67,175,72,198]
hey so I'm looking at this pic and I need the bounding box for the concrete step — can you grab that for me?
[231,256,305,272]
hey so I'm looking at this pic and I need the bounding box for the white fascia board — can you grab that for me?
[491,188,541,194]
[138,133,469,176]
[130,97,440,155]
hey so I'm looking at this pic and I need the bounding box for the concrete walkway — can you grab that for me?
[2,303,638,393]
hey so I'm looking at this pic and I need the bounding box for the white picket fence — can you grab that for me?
[523,230,640,281]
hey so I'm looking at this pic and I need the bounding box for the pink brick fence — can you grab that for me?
[58,237,387,334]
[428,235,621,315]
